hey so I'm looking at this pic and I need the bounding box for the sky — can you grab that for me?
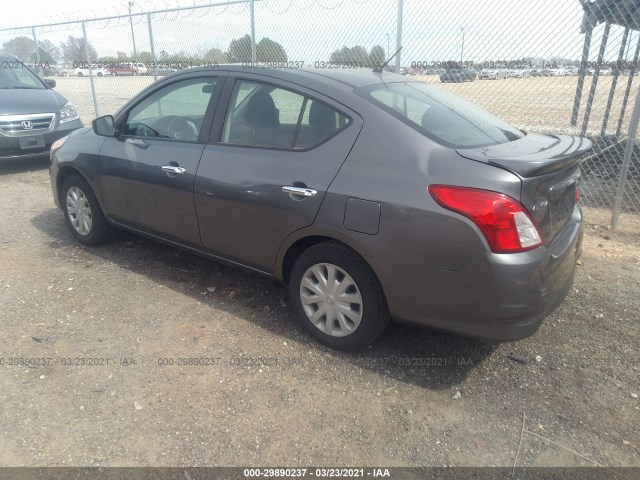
[0,0,635,65]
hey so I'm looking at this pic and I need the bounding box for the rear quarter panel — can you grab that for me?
[289,107,523,272]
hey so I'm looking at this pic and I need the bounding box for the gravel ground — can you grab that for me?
[0,158,638,467]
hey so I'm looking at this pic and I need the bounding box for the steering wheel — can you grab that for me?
[167,116,199,141]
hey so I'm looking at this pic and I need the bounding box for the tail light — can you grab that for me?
[428,185,543,253]
[575,186,580,204]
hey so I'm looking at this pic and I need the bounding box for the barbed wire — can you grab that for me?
[1,0,378,32]
[315,0,348,10]
[264,0,294,14]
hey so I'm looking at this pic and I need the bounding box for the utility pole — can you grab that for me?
[394,0,403,73]
[128,1,138,62]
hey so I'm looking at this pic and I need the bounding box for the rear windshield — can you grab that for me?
[359,82,524,148]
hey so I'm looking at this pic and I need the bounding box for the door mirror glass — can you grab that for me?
[44,78,56,88]
[93,115,115,137]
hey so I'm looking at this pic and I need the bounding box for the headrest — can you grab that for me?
[244,91,280,128]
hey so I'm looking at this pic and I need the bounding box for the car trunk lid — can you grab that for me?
[456,134,592,242]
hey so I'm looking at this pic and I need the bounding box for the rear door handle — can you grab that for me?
[162,165,186,175]
[282,186,318,197]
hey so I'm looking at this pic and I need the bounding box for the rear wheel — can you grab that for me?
[62,175,113,245]
[289,243,389,351]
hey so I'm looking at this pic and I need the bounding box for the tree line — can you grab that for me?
[2,35,389,69]
[0,34,289,65]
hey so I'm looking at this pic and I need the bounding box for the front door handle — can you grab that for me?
[162,165,186,175]
[126,138,149,148]
[282,186,318,197]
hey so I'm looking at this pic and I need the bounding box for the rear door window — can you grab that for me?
[294,98,349,149]
[221,80,350,150]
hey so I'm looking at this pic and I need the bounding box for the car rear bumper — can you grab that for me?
[368,207,583,341]
[0,119,83,161]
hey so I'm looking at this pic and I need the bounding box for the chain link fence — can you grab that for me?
[1,0,639,226]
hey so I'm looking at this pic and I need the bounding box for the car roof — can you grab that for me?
[175,64,407,90]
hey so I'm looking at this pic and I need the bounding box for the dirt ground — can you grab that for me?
[0,157,638,468]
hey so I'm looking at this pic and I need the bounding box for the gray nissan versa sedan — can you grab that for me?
[49,65,590,350]
[1,54,83,160]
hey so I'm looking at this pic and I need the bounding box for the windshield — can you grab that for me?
[359,82,525,148]
[0,62,46,89]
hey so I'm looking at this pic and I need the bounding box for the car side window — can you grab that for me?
[124,78,217,142]
[294,98,349,149]
[221,80,349,150]
[221,80,305,148]
[370,89,426,123]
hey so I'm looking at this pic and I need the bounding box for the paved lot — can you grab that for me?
[0,158,638,467]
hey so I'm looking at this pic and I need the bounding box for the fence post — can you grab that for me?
[394,0,403,73]
[582,22,610,135]
[82,21,99,118]
[250,0,256,64]
[31,26,40,67]
[611,85,640,228]
[616,35,640,137]
[147,12,157,81]
[572,23,593,126]
[601,27,629,136]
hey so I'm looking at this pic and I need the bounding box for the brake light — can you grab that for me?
[428,185,543,253]
[575,186,580,204]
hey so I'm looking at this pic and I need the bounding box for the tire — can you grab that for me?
[97,72,103,77]
[289,242,389,351]
[77,72,83,77]
[61,174,113,246]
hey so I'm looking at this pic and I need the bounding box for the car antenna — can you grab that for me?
[373,46,403,73]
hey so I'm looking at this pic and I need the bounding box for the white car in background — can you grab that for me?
[550,66,566,76]
[133,63,148,75]
[75,65,112,77]
[511,67,531,78]
[479,68,507,80]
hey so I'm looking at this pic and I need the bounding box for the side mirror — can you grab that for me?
[44,79,56,88]
[92,115,115,137]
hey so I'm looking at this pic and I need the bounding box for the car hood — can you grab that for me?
[0,88,67,115]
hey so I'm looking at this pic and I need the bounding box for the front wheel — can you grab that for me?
[61,175,113,245]
[289,243,389,351]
